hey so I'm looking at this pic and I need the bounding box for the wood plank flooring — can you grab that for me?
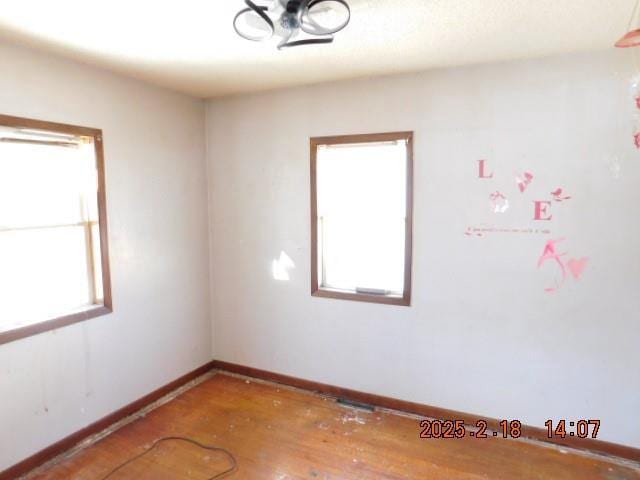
[26,373,640,479]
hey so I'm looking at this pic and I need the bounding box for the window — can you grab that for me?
[0,115,112,345]
[310,132,413,306]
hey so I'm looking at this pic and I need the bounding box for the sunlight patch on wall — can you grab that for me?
[272,251,295,281]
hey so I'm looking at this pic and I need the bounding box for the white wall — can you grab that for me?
[0,43,211,470]
[206,50,640,448]
[1,40,637,471]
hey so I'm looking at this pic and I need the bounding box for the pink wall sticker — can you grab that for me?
[463,225,550,237]
[470,159,586,293]
[567,257,589,280]
[516,172,534,193]
[533,201,553,221]
[551,188,571,202]
[464,226,484,237]
[478,159,494,178]
[490,191,509,213]
[631,78,640,148]
[538,238,567,293]
[537,239,588,292]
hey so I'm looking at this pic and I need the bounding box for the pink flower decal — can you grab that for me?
[490,191,509,213]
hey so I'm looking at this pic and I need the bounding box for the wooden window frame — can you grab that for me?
[0,114,112,345]
[310,131,414,307]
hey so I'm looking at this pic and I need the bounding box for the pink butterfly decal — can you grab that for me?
[516,172,534,193]
[634,133,640,149]
[635,96,640,109]
[551,188,571,202]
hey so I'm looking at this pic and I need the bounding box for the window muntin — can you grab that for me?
[0,115,111,344]
[311,132,413,306]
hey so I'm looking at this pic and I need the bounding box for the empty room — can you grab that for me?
[0,1,639,478]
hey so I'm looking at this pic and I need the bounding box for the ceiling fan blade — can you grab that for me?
[277,28,295,49]
[233,0,275,41]
[301,0,350,36]
[245,12,272,30]
[278,36,334,49]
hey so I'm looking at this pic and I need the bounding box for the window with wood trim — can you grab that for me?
[310,132,413,306]
[0,115,112,345]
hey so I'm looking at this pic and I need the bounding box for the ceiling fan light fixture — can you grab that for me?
[233,0,351,50]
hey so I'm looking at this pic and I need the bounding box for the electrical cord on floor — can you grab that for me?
[99,436,238,479]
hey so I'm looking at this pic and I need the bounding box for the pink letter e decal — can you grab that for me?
[533,201,552,221]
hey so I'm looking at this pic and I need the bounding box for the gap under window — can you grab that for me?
[310,132,413,306]
[0,114,112,345]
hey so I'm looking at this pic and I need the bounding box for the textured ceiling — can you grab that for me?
[0,0,634,98]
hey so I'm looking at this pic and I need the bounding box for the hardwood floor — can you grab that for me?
[26,373,640,479]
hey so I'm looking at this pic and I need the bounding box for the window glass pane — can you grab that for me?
[0,226,91,332]
[0,128,104,334]
[316,141,407,294]
[0,141,97,228]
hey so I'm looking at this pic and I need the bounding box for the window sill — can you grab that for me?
[312,287,410,306]
[0,304,112,346]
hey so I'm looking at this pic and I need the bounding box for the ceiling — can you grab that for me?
[0,0,634,98]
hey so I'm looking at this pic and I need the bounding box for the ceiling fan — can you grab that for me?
[233,0,351,49]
